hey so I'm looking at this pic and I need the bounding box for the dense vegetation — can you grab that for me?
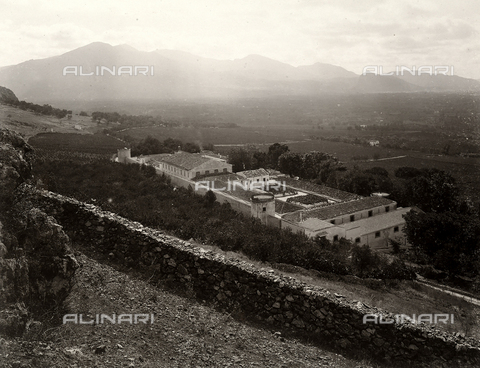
[29,133,125,154]
[32,155,414,281]
[400,169,480,279]
[5,99,70,118]
[131,135,201,156]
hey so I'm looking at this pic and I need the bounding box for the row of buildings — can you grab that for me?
[117,148,411,251]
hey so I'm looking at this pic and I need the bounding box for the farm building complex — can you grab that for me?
[116,148,411,251]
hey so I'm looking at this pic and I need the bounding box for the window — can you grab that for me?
[257,178,260,182]
[223,168,227,172]
[263,178,266,181]
[262,207,266,212]
[394,226,399,233]
[375,232,381,238]
[333,235,339,242]
[214,169,218,173]
[355,237,361,243]
[368,210,373,217]
[196,171,200,176]
[205,170,210,175]
[330,220,335,225]
[350,215,355,222]
[385,206,390,213]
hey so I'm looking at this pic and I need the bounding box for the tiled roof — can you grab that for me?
[265,169,284,177]
[281,177,362,202]
[237,168,269,178]
[284,196,396,222]
[145,153,172,161]
[157,152,211,170]
[192,173,242,182]
[295,218,335,232]
[275,200,303,214]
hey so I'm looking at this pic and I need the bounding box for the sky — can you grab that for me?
[1,0,479,78]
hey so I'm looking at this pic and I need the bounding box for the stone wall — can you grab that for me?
[21,184,480,366]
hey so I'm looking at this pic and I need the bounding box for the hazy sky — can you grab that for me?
[2,0,479,78]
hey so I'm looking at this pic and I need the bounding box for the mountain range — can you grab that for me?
[0,42,478,103]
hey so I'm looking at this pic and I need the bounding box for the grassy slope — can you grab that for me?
[0,104,100,138]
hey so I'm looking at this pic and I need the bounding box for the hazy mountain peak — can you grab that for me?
[114,44,139,52]
[155,49,209,63]
[297,62,357,79]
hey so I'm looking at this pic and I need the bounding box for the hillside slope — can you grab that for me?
[1,251,373,368]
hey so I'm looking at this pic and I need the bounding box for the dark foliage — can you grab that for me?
[403,210,480,276]
[8,100,69,118]
[395,167,422,179]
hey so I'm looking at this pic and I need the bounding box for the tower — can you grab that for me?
[250,193,275,225]
[117,147,131,163]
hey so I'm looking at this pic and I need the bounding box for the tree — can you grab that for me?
[267,143,289,168]
[204,190,216,207]
[403,210,480,275]
[132,136,167,156]
[183,142,201,153]
[365,167,389,177]
[394,167,422,179]
[278,152,303,177]
[163,138,183,152]
[253,151,268,169]
[203,143,215,151]
[338,169,377,196]
[228,148,256,172]
[405,169,459,212]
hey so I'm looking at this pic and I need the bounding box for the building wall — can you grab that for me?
[154,167,252,216]
[156,162,230,180]
[242,175,269,185]
[251,199,275,220]
[328,203,397,225]
[362,224,406,250]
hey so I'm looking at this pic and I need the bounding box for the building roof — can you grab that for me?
[281,177,362,202]
[283,196,396,222]
[158,152,211,170]
[145,153,172,164]
[148,152,231,172]
[265,169,284,177]
[292,217,335,232]
[192,173,242,182]
[237,168,269,178]
[275,200,303,214]
[340,207,411,234]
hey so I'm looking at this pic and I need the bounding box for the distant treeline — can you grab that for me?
[130,135,214,156]
[92,110,238,129]
[91,111,178,128]
[6,99,70,119]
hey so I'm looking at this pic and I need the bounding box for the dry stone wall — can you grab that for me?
[20,184,480,366]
